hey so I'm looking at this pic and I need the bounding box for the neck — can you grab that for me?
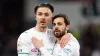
[56,32,68,44]
[34,25,47,32]
[57,38,62,44]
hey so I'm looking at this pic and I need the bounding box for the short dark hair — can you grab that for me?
[52,13,70,26]
[34,3,54,13]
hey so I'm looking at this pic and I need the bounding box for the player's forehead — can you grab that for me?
[53,17,64,23]
[36,7,52,14]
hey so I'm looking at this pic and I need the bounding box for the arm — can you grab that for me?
[56,42,80,56]
[31,37,53,56]
[17,33,29,56]
[72,43,80,56]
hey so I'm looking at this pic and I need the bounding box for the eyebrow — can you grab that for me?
[37,12,42,13]
[53,22,62,24]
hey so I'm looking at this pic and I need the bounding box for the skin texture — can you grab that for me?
[53,17,67,39]
[34,7,52,32]
[53,17,70,47]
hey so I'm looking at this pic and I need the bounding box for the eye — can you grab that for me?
[38,12,42,16]
[58,22,62,25]
[44,13,49,16]
[53,23,56,26]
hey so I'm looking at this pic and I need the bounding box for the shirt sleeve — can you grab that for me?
[56,42,80,56]
[39,47,53,56]
[17,33,30,56]
[72,42,80,56]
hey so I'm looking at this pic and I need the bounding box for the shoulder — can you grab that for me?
[65,41,80,50]
[69,42,80,52]
[68,33,80,48]
[18,28,33,40]
[68,42,80,56]
[69,42,79,47]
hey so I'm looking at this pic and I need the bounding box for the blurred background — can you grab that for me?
[0,0,100,56]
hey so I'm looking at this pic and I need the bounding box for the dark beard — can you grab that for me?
[54,28,66,38]
[55,31,65,38]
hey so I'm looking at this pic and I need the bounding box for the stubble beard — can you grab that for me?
[54,29,66,39]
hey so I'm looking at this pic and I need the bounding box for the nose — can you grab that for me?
[41,15,45,19]
[54,24,58,29]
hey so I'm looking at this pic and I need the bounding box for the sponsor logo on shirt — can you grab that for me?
[31,48,41,55]
[31,48,37,52]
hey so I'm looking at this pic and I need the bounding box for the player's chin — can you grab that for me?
[54,33,60,36]
[40,24,47,28]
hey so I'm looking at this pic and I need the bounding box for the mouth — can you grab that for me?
[40,21,46,23]
[54,30,60,33]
